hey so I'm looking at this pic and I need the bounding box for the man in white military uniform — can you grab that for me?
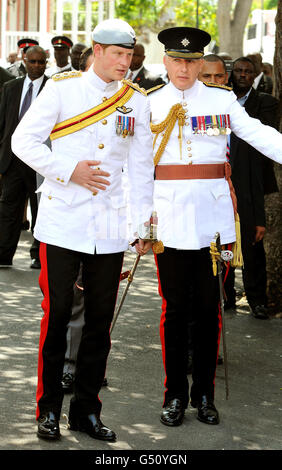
[148,27,282,427]
[12,19,154,442]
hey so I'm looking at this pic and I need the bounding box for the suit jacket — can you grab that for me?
[0,74,49,174]
[230,87,279,233]
[0,67,14,97]
[256,73,273,95]
[133,66,166,90]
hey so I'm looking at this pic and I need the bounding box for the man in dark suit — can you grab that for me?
[227,56,279,319]
[247,53,273,95]
[0,46,48,268]
[127,43,166,90]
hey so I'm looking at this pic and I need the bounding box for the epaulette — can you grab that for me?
[203,81,232,91]
[122,79,147,96]
[146,83,166,94]
[52,70,82,81]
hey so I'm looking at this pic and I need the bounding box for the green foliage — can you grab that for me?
[174,0,219,44]
[115,0,168,34]
[252,0,278,9]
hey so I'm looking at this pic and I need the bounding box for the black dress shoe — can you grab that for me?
[37,411,61,440]
[160,398,185,426]
[61,372,74,393]
[30,259,41,269]
[68,400,116,441]
[191,395,219,425]
[251,305,269,320]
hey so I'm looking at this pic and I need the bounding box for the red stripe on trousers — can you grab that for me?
[154,253,168,406]
[36,242,50,420]
[214,243,232,385]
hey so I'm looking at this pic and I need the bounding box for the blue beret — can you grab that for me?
[92,19,136,49]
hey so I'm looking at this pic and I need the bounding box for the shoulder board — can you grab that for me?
[203,81,232,91]
[52,70,82,82]
[122,79,147,96]
[146,83,166,95]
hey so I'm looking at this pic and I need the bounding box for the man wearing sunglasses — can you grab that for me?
[0,46,48,269]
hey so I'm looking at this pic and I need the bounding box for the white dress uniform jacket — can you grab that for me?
[149,80,282,250]
[12,68,154,254]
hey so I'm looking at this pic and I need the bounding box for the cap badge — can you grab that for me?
[181,38,190,47]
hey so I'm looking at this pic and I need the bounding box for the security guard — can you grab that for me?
[148,27,282,427]
[12,19,154,442]
[46,35,73,76]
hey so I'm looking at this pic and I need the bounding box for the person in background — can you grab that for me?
[70,43,87,71]
[127,43,166,90]
[247,53,273,95]
[79,47,94,72]
[227,56,279,319]
[198,53,228,85]
[0,46,48,269]
[7,39,39,77]
[46,36,73,77]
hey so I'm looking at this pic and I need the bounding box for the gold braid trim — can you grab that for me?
[150,103,186,166]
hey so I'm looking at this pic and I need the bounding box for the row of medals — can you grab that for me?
[193,125,231,136]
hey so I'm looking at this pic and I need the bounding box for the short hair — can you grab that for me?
[203,54,227,72]
[25,45,47,59]
[79,46,94,71]
[92,41,111,51]
[233,56,256,70]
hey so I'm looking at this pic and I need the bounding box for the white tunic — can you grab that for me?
[12,68,154,254]
[149,80,282,250]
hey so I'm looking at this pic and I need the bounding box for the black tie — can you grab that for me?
[19,81,33,120]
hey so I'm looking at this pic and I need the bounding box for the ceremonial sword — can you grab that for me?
[210,232,233,400]
[110,212,163,335]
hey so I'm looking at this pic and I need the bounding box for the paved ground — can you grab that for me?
[0,230,281,460]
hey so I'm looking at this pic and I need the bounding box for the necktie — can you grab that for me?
[128,71,133,80]
[19,81,33,120]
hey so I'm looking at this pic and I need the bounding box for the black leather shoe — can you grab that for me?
[30,258,41,269]
[68,401,116,441]
[251,305,269,320]
[37,411,61,440]
[160,398,185,426]
[61,372,74,393]
[191,395,219,425]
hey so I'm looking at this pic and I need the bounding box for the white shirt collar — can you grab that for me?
[127,66,143,81]
[23,74,45,97]
[167,79,201,100]
[86,66,119,94]
[253,71,263,89]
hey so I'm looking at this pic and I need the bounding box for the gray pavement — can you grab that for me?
[0,230,282,457]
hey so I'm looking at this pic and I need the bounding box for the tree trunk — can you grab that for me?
[264,2,282,316]
[217,0,253,59]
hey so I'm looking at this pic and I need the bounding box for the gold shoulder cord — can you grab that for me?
[150,103,186,166]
